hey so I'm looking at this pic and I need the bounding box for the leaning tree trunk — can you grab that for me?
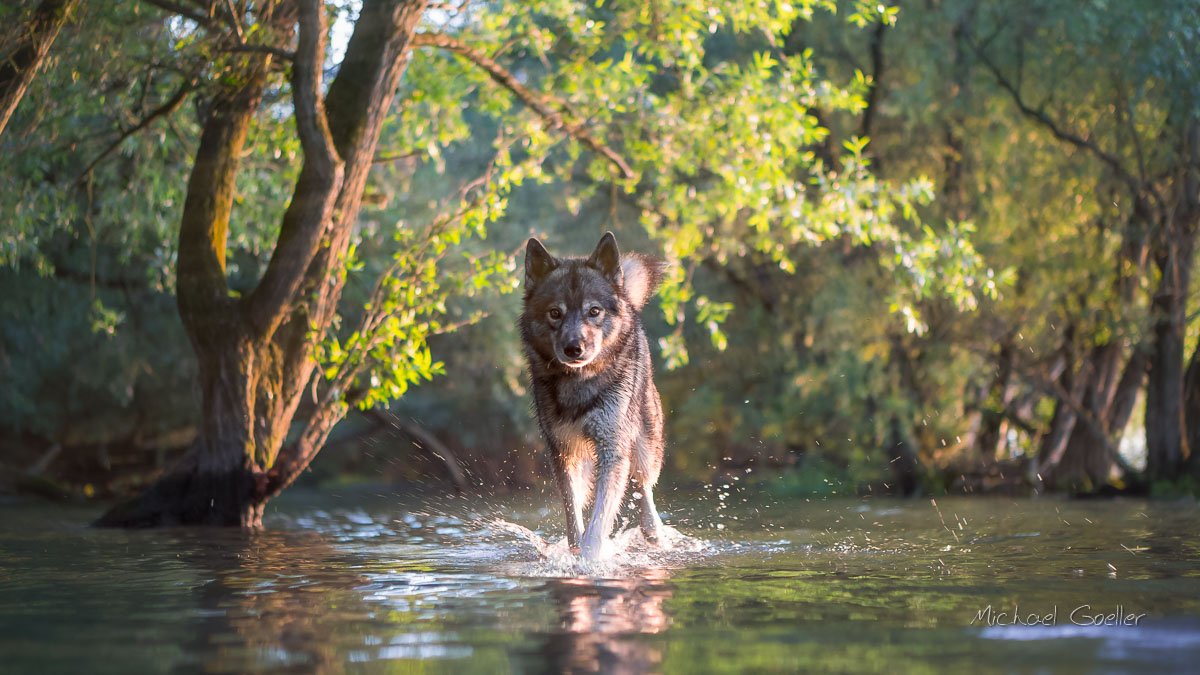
[97,0,429,527]
[1044,343,1122,490]
[1035,325,1083,481]
[0,0,77,137]
[1041,207,1150,490]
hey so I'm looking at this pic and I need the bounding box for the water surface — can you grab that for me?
[2,487,1199,673]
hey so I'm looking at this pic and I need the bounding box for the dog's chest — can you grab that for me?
[550,417,594,463]
[551,375,612,418]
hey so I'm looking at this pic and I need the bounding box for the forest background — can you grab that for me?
[2,0,1198,513]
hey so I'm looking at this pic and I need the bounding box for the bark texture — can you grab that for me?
[97,0,430,527]
[0,0,77,137]
[1145,120,1199,481]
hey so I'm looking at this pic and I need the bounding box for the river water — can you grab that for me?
[1,487,1199,673]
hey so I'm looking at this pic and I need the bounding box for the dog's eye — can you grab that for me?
[548,307,562,320]
[589,306,602,317]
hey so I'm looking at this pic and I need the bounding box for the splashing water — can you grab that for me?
[487,519,712,577]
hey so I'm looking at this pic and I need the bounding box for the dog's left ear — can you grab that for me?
[587,231,623,285]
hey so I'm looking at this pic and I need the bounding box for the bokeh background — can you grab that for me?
[2,0,1198,504]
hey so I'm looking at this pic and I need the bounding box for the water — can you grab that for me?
[2,487,1199,673]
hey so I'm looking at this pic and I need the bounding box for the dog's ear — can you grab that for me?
[525,238,558,286]
[587,231,623,285]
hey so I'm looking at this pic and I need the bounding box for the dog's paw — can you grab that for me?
[579,536,607,561]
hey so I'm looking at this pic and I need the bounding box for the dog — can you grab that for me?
[520,232,670,560]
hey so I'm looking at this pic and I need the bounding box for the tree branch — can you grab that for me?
[970,40,1147,208]
[1012,363,1136,479]
[963,341,1136,480]
[264,0,431,496]
[859,18,887,142]
[244,0,344,338]
[0,0,79,138]
[411,31,634,179]
[139,0,222,31]
[75,73,199,184]
[395,417,468,492]
[141,1,293,62]
[1114,81,1149,188]
[175,21,287,337]
[218,43,295,60]
[222,0,244,42]
[373,149,424,164]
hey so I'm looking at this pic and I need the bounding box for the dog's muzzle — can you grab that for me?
[556,341,595,368]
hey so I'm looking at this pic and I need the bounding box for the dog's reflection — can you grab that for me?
[540,568,672,673]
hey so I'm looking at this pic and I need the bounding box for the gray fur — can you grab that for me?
[520,232,668,559]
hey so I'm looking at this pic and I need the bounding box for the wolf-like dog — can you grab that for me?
[520,232,669,560]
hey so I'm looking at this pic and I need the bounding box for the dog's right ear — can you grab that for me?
[525,238,558,287]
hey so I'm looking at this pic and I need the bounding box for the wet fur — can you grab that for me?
[519,233,669,559]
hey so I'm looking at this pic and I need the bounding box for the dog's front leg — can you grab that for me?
[580,439,631,560]
[549,441,585,549]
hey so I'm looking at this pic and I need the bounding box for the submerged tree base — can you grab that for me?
[94,467,264,528]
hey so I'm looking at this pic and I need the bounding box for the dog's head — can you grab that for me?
[520,232,635,371]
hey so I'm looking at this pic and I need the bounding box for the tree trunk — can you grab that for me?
[884,334,923,495]
[97,0,430,527]
[1145,119,1200,480]
[1107,349,1146,438]
[940,4,976,224]
[1184,347,1200,471]
[0,0,77,137]
[972,333,1015,461]
[1034,325,1082,484]
[1044,343,1121,490]
[858,18,887,147]
[886,415,920,496]
[1180,122,1200,472]
[261,0,429,501]
[94,344,271,526]
[1145,221,1195,480]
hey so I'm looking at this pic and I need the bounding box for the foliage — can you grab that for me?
[0,266,196,447]
[5,0,1197,495]
[298,0,991,422]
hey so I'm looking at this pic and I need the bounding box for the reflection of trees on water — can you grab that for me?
[173,527,682,673]
[538,569,674,674]
[177,529,369,674]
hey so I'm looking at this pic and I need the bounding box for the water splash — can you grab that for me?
[487,519,712,578]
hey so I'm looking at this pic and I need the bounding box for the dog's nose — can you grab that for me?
[563,342,584,359]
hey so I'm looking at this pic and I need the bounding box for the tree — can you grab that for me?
[969,0,1200,484]
[92,0,427,525]
[726,0,1200,496]
[0,0,78,137]
[75,0,936,525]
[3,0,992,517]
